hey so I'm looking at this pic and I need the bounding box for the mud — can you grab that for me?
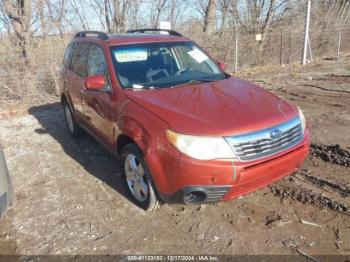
[270,181,350,215]
[311,144,350,167]
[296,169,350,197]
[315,74,350,83]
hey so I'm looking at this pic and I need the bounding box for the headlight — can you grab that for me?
[167,130,236,160]
[298,106,306,134]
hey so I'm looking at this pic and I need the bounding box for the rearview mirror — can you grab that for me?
[84,75,106,91]
[217,61,226,71]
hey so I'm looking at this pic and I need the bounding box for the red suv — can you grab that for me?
[59,29,310,211]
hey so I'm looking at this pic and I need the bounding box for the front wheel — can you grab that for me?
[121,144,160,211]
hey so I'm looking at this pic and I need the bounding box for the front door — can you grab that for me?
[82,44,115,146]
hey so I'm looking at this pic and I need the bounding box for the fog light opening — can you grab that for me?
[183,191,207,204]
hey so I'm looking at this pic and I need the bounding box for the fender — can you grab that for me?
[117,100,170,156]
[117,100,174,194]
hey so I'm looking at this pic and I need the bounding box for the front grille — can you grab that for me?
[225,117,303,162]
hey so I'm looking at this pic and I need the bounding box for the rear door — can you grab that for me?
[68,42,90,120]
[82,44,115,146]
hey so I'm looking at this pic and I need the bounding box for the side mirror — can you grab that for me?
[84,75,106,91]
[217,61,226,71]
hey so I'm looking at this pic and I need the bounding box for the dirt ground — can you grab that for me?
[0,56,349,257]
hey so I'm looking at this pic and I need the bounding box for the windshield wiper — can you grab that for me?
[124,84,162,90]
[171,79,216,88]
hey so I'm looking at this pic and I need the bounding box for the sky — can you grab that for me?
[0,0,201,34]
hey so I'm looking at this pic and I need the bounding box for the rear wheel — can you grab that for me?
[63,100,82,138]
[121,144,160,211]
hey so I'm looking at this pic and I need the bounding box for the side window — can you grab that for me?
[71,43,90,77]
[63,43,76,68]
[87,45,107,76]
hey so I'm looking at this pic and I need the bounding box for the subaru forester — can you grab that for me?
[59,29,310,211]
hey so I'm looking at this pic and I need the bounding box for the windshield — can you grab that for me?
[110,41,226,89]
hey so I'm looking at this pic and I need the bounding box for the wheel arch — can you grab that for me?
[60,93,77,115]
[61,93,67,103]
[116,134,137,156]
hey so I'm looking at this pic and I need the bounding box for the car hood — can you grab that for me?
[125,77,298,136]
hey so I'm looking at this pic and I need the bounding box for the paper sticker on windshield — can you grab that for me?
[188,48,208,63]
[114,48,148,62]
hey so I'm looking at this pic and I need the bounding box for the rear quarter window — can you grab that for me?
[63,43,76,68]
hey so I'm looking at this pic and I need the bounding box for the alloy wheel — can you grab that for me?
[124,154,148,202]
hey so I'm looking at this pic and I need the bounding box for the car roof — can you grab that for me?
[72,31,190,46]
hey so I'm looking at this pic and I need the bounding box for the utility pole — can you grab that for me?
[337,29,342,59]
[234,21,239,73]
[235,31,239,72]
[303,0,311,65]
[280,32,283,65]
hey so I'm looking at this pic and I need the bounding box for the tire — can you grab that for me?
[121,143,160,211]
[62,99,82,138]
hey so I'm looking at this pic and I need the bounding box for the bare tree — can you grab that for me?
[319,0,350,27]
[339,0,350,24]
[238,0,279,36]
[69,0,89,30]
[203,0,217,34]
[37,0,47,39]
[84,0,135,32]
[104,0,112,31]
[127,0,142,29]
[150,0,168,28]
[218,0,230,32]
[84,0,107,30]
[1,0,32,63]
[104,0,130,33]
[165,0,184,28]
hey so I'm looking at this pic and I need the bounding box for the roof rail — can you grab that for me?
[126,29,183,37]
[74,31,109,41]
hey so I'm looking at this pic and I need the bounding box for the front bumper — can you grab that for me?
[146,129,310,204]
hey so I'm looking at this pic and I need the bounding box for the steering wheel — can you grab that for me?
[176,68,190,75]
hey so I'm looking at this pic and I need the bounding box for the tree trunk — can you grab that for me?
[3,0,32,65]
[38,0,47,40]
[203,0,217,35]
[105,0,112,32]
[112,0,121,33]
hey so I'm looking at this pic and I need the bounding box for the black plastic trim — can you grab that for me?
[126,29,183,37]
[75,31,109,41]
[160,185,232,204]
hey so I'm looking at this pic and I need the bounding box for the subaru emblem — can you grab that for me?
[270,129,282,139]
